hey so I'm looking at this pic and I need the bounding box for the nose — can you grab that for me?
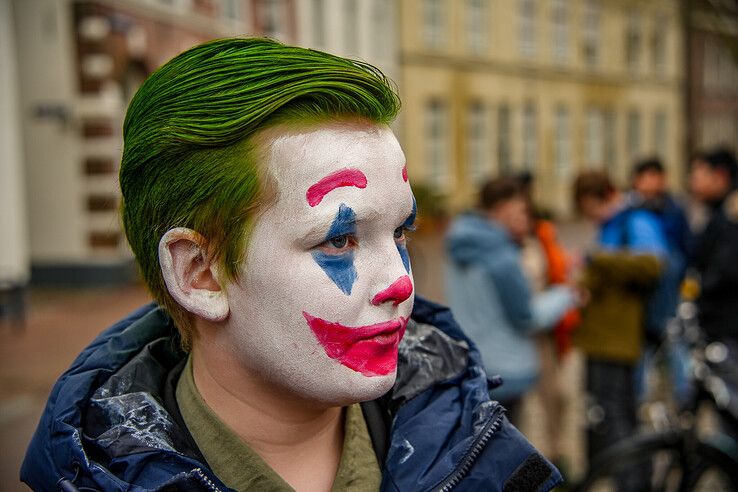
[371,275,413,306]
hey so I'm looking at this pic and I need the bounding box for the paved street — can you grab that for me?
[0,223,593,488]
[0,285,151,490]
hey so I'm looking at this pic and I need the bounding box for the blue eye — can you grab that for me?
[330,235,349,248]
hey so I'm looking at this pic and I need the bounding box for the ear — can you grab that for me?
[158,227,229,322]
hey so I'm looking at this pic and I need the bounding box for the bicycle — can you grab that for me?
[573,301,738,491]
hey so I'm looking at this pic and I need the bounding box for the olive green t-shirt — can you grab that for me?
[176,356,382,491]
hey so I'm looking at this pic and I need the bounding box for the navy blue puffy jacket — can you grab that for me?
[22,297,562,491]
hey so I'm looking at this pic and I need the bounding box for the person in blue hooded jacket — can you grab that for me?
[21,38,561,491]
[628,158,692,407]
[445,178,576,423]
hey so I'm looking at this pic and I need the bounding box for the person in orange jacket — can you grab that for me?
[517,172,581,473]
[535,219,582,356]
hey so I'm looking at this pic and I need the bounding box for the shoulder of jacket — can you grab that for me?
[723,190,738,223]
[628,207,660,223]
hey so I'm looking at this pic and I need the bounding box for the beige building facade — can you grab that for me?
[295,0,398,79]
[399,0,685,216]
[686,0,738,155]
[8,0,297,284]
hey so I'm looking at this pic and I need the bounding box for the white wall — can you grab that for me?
[12,0,85,262]
[0,0,30,284]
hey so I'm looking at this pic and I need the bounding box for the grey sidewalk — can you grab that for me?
[0,285,151,489]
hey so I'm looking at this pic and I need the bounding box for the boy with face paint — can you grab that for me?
[22,39,561,491]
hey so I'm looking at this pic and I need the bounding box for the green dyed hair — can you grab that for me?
[120,37,400,347]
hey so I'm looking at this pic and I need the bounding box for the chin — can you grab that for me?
[290,367,397,407]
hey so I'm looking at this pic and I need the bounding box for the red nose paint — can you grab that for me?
[303,312,408,377]
[371,275,413,306]
[306,168,368,207]
[402,165,408,182]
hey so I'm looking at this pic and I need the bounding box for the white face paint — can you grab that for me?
[221,120,415,406]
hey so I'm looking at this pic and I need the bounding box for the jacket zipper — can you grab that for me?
[193,468,222,492]
[434,406,505,492]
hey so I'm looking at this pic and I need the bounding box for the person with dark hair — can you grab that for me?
[572,171,665,471]
[690,147,738,342]
[631,158,691,260]
[689,147,738,445]
[445,177,576,424]
[21,38,562,491]
[629,157,692,406]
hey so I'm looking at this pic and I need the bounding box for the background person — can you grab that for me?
[445,177,576,425]
[689,148,738,343]
[573,171,665,468]
[516,171,580,473]
[629,158,693,407]
[689,147,738,444]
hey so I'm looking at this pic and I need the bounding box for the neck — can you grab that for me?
[603,194,626,223]
[191,338,345,489]
[709,188,732,207]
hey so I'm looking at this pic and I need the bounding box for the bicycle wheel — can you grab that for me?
[680,437,738,491]
[573,430,738,492]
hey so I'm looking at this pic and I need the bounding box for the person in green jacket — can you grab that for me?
[573,171,665,480]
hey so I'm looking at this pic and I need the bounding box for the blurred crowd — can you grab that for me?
[443,147,738,480]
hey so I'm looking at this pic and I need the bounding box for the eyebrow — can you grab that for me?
[300,205,382,246]
[326,204,357,239]
[306,168,368,207]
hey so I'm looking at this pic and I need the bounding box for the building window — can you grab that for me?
[626,11,642,72]
[585,108,604,168]
[653,110,667,159]
[551,0,568,62]
[554,105,571,178]
[344,0,358,53]
[627,109,641,162]
[522,102,537,170]
[700,114,737,148]
[699,113,738,147]
[604,109,616,169]
[426,100,450,190]
[582,0,600,68]
[160,0,194,10]
[717,43,737,92]
[498,103,512,174]
[703,38,719,91]
[466,0,488,54]
[467,102,489,184]
[519,0,536,57]
[423,0,446,48]
[255,0,286,39]
[312,0,325,48]
[372,0,390,58]
[651,16,667,75]
[701,38,738,93]
[219,0,240,20]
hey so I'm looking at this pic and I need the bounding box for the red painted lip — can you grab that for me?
[302,312,408,377]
